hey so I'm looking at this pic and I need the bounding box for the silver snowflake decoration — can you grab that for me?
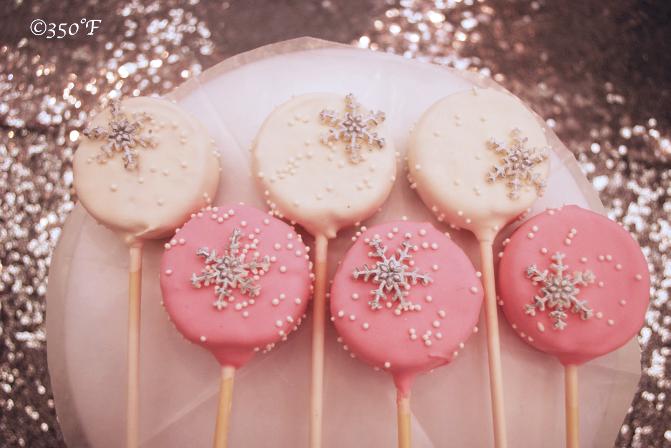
[83,99,156,170]
[486,128,549,199]
[525,252,596,330]
[353,237,432,313]
[191,229,272,311]
[319,93,386,164]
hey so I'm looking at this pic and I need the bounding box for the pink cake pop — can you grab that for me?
[160,204,312,447]
[497,205,650,448]
[330,221,483,447]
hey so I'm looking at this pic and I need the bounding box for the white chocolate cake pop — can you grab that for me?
[253,93,397,239]
[73,97,220,242]
[408,88,551,239]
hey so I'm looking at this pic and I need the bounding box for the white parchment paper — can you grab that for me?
[46,38,641,448]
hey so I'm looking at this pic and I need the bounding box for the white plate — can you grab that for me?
[47,38,641,448]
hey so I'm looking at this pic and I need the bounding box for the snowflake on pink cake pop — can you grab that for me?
[191,229,271,311]
[353,237,432,314]
[319,93,386,164]
[486,128,549,199]
[525,252,595,330]
[83,99,156,170]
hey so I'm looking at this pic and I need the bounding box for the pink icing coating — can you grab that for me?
[498,205,650,365]
[330,221,483,396]
[160,204,312,368]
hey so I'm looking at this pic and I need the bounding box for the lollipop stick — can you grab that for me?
[127,244,143,448]
[478,240,508,448]
[310,234,328,448]
[564,364,579,448]
[213,366,236,448]
[396,390,412,448]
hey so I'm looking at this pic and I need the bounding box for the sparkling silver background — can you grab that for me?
[1,0,669,446]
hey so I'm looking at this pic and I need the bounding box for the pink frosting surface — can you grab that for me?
[330,221,483,395]
[498,205,650,365]
[160,204,312,367]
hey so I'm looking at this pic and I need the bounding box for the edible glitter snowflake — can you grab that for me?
[486,128,549,199]
[191,229,271,311]
[525,252,596,330]
[83,99,156,170]
[319,93,386,164]
[352,237,432,313]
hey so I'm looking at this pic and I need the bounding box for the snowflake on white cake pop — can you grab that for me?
[486,128,549,199]
[191,229,272,311]
[525,252,595,330]
[353,237,432,314]
[319,93,386,164]
[83,99,156,170]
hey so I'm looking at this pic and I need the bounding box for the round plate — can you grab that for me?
[47,38,640,448]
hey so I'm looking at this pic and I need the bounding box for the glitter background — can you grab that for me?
[0,0,669,446]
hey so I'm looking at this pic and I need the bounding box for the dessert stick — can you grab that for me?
[330,221,483,448]
[498,205,650,448]
[160,204,312,448]
[253,93,397,447]
[408,88,552,447]
[74,97,220,447]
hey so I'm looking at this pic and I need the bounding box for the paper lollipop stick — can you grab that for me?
[330,221,483,448]
[408,88,552,447]
[253,93,397,447]
[73,97,221,447]
[127,243,142,447]
[213,366,235,448]
[497,205,650,448]
[160,204,312,448]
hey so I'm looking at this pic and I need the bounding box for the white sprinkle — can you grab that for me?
[362,323,370,330]
[432,320,440,328]
[275,320,283,328]
[537,322,545,332]
[607,319,615,326]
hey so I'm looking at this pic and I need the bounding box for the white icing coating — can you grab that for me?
[253,93,397,238]
[408,88,550,240]
[73,97,220,243]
